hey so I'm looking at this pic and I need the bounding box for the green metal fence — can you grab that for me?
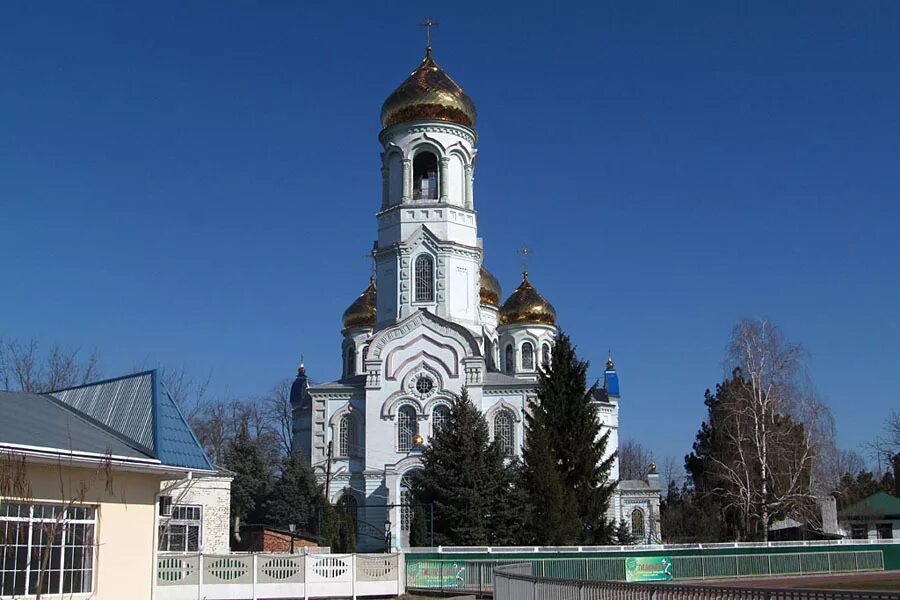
[407,549,887,594]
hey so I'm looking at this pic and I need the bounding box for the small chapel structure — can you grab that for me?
[291,39,660,550]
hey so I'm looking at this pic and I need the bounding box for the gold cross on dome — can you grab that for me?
[361,250,377,279]
[517,245,532,273]
[418,17,439,49]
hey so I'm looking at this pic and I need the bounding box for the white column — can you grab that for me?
[439,157,450,202]
[464,163,474,208]
[401,159,411,203]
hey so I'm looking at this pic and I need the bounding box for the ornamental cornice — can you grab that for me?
[309,391,359,401]
[379,122,477,146]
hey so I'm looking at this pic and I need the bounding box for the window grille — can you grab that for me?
[339,413,354,457]
[400,472,419,531]
[542,343,551,369]
[631,509,645,539]
[414,255,434,303]
[521,342,535,371]
[346,347,356,376]
[505,345,514,374]
[0,502,96,596]
[398,405,417,452]
[494,411,515,456]
[432,405,450,433]
[361,344,369,363]
[159,504,203,552]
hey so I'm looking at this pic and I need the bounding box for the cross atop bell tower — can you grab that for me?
[418,17,439,54]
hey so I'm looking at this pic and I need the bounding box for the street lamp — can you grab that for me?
[288,523,296,554]
[384,518,392,553]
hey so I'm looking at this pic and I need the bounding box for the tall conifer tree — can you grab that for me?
[265,451,321,535]
[414,388,510,545]
[224,422,275,527]
[523,332,617,544]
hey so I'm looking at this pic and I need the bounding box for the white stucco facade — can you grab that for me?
[291,48,659,550]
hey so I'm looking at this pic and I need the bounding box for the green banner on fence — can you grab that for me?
[625,556,673,582]
[407,562,465,588]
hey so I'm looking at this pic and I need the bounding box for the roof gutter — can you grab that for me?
[0,444,215,477]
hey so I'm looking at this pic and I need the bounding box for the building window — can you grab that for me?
[398,405,418,452]
[631,509,645,539]
[400,472,419,531]
[521,342,535,371]
[346,346,356,376]
[432,404,450,433]
[542,343,551,369]
[876,523,892,539]
[339,413,356,457]
[413,151,438,200]
[414,255,434,303]
[494,410,515,456]
[0,502,96,596]
[850,524,867,539]
[159,505,202,552]
[505,345,514,374]
[361,344,369,363]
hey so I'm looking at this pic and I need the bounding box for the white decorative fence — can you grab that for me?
[156,552,404,599]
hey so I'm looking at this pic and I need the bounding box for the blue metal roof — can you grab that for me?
[604,369,620,397]
[50,370,213,471]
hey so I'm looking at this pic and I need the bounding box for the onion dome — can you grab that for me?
[342,278,376,330]
[499,272,557,326]
[479,265,502,307]
[381,48,477,130]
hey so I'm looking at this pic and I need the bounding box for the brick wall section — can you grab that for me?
[161,475,233,554]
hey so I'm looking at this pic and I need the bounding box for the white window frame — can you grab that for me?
[159,504,203,553]
[397,405,418,452]
[413,254,435,304]
[0,502,97,597]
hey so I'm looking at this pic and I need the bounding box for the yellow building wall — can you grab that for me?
[10,459,166,600]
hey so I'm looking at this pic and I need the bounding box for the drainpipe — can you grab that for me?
[152,471,194,600]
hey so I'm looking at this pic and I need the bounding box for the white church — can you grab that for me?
[291,41,660,551]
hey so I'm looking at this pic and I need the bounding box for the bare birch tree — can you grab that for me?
[708,318,834,541]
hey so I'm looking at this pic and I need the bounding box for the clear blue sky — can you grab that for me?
[2,1,898,468]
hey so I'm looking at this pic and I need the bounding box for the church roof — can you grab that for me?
[483,372,535,387]
[381,48,477,130]
[499,272,557,327]
[342,278,377,331]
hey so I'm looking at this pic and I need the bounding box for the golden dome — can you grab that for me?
[499,272,557,326]
[381,49,477,130]
[342,278,376,330]
[479,265,501,306]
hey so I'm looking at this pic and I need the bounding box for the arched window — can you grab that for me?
[413,151,438,200]
[400,472,419,531]
[505,345,514,374]
[432,404,450,433]
[346,346,356,376]
[484,338,494,371]
[631,509,645,539]
[542,343,551,369]
[414,255,434,303]
[494,410,515,456]
[398,405,418,452]
[521,342,535,371]
[361,344,369,363]
[339,413,356,457]
[338,494,359,527]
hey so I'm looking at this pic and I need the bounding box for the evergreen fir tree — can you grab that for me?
[224,422,275,527]
[614,519,636,545]
[524,332,617,544]
[409,500,428,547]
[487,457,533,546]
[414,388,510,545]
[265,451,321,536]
[522,414,580,544]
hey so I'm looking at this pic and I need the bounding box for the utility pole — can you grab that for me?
[324,440,334,500]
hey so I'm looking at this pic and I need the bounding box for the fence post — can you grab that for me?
[252,553,258,600]
[351,553,356,600]
[827,552,832,574]
[197,554,203,600]
[303,553,310,600]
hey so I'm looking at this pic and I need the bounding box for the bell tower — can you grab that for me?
[374,42,482,331]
